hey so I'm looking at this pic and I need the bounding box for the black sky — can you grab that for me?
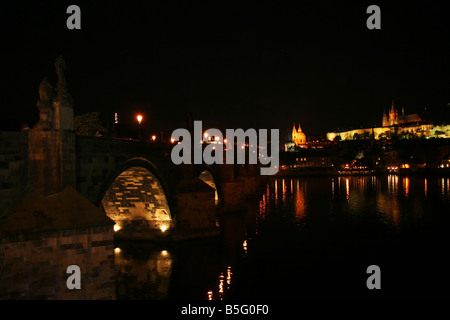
[0,0,448,137]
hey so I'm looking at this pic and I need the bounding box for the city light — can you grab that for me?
[151,135,156,141]
[136,114,143,139]
[171,138,175,143]
[160,224,168,232]
[114,224,121,232]
[243,239,248,254]
[226,266,232,286]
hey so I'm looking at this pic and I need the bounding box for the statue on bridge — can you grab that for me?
[36,77,55,130]
[35,56,74,130]
[53,55,74,130]
[54,55,73,109]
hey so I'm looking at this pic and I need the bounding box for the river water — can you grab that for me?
[114,175,450,300]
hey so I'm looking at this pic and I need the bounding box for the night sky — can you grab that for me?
[0,0,448,138]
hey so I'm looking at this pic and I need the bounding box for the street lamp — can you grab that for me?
[137,114,143,139]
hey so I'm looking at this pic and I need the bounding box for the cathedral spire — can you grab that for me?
[298,123,302,132]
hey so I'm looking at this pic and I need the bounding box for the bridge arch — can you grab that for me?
[99,157,174,236]
[197,165,222,206]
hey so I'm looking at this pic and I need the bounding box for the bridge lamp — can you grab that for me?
[136,114,143,139]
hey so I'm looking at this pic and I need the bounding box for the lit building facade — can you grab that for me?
[292,123,307,147]
[327,101,449,141]
[285,123,307,151]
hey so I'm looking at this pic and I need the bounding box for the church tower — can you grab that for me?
[382,110,388,127]
[292,123,298,144]
[292,123,306,147]
[389,100,398,126]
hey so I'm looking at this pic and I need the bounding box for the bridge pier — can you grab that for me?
[28,129,76,196]
[174,177,219,240]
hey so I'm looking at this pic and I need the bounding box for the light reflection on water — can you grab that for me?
[115,175,450,300]
[115,245,173,300]
[258,175,450,232]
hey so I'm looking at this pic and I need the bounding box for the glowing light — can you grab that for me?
[224,139,227,144]
[242,239,248,254]
[114,247,121,253]
[136,114,143,124]
[403,177,410,198]
[151,135,156,141]
[274,179,278,202]
[161,250,168,256]
[204,132,209,139]
[114,112,118,124]
[219,272,224,296]
[160,224,168,232]
[345,178,350,200]
[171,138,175,143]
[226,266,232,286]
[114,224,121,232]
[207,291,213,300]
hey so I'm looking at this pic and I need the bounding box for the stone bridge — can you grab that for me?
[0,129,264,241]
[0,56,265,299]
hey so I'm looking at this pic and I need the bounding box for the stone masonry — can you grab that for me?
[102,167,172,233]
[0,186,115,299]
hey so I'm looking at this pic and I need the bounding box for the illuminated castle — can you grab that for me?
[326,100,450,141]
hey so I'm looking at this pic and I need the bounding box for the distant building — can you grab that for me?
[292,123,307,147]
[285,123,307,151]
[327,100,448,141]
[382,100,422,127]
